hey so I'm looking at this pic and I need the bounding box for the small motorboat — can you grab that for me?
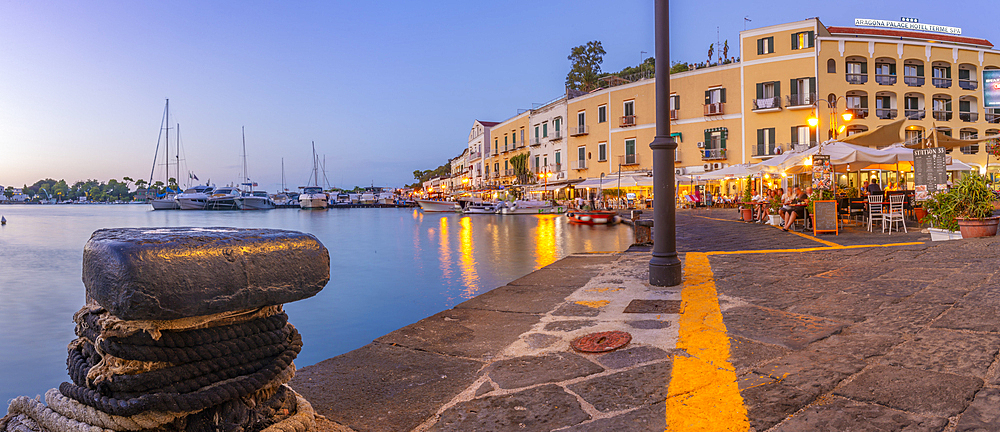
[567,210,620,225]
[416,199,459,212]
[1,216,5,225]
[498,200,566,215]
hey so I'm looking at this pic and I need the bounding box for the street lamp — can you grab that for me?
[808,96,854,141]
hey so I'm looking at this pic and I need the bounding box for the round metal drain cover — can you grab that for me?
[571,330,631,353]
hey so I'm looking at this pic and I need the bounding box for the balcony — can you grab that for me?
[551,130,562,140]
[753,145,782,158]
[620,115,637,127]
[846,73,868,84]
[469,151,482,160]
[752,97,781,111]
[875,108,898,119]
[904,109,925,120]
[621,153,639,165]
[786,93,815,107]
[960,111,979,122]
[669,109,679,120]
[553,163,562,172]
[904,76,925,86]
[570,125,589,136]
[790,141,818,151]
[875,74,897,85]
[932,110,953,121]
[932,78,952,88]
[704,103,725,116]
[529,137,541,146]
[847,108,869,119]
[987,112,1000,123]
[573,160,587,170]
[504,169,514,177]
[501,146,510,154]
[701,148,727,160]
[960,79,979,90]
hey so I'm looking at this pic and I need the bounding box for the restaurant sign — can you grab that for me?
[811,155,832,191]
[854,18,961,35]
[984,70,1000,108]
[913,147,948,200]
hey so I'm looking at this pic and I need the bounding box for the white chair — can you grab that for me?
[883,194,907,234]
[867,195,885,232]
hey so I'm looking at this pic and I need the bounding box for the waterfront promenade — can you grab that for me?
[293,208,1000,431]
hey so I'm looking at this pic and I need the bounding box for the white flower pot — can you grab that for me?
[768,215,782,226]
[927,228,963,241]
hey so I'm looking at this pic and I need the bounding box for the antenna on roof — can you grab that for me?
[744,16,751,31]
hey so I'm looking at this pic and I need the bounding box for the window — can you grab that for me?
[754,81,779,109]
[504,135,508,150]
[846,62,864,75]
[960,130,979,154]
[904,64,923,77]
[542,122,548,137]
[534,156,540,171]
[790,126,813,146]
[960,100,971,113]
[577,111,586,127]
[756,128,776,156]
[624,100,635,117]
[669,95,679,110]
[757,36,774,55]
[625,139,636,164]
[791,31,814,50]
[932,66,950,79]
[827,59,836,74]
[534,126,539,140]
[555,151,560,166]
[494,163,499,174]
[520,129,524,144]
[504,161,509,171]
[598,142,607,161]
[554,118,561,135]
[494,139,498,155]
[933,99,951,112]
[577,146,585,162]
[705,88,725,104]
[789,77,815,105]
[598,105,607,123]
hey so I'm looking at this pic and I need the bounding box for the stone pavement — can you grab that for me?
[292,208,1000,431]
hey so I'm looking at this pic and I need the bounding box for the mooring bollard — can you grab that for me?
[634,219,653,245]
[630,209,642,223]
[0,227,330,432]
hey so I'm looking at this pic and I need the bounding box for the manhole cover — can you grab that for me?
[623,299,682,314]
[571,331,632,353]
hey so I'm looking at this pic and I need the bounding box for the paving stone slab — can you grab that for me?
[857,300,951,335]
[558,403,666,432]
[454,283,581,314]
[879,329,1000,378]
[290,343,482,432]
[507,267,598,287]
[813,266,895,282]
[787,292,886,323]
[567,359,673,412]
[82,227,330,320]
[741,381,816,431]
[430,384,590,432]
[594,346,671,370]
[723,306,846,350]
[728,336,790,374]
[839,279,931,299]
[542,254,620,269]
[772,395,948,432]
[375,308,540,360]
[835,365,983,417]
[551,302,601,317]
[544,320,598,332]
[808,330,902,359]
[877,267,958,281]
[955,388,1000,431]
[487,352,604,389]
[754,350,866,397]
[933,287,1000,332]
[626,320,672,329]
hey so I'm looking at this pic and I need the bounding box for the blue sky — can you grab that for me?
[0,1,990,190]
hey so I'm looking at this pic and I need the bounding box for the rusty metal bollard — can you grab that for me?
[633,219,653,245]
[1,227,330,432]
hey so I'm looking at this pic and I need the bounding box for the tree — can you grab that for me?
[707,43,714,65]
[565,41,606,92]
[509,153,532,185]
[669,61,690,74]
[3,187,12,200]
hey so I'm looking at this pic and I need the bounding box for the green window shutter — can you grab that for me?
[792,33,799,50]
[768,128,776,144]
[757,129,764,145]
[791,127,798,144]
[774,81,780,98]
[504,136,508,145]
[959,69,970,80]
[757,38,763,55]
[555,118,560,131]
[916,65,924,76]
[676,97,679,110]
[768,37,774,52]
[720,88,727,103]
[860,61,867,74]
[789,79,798,95]
[721,132,727,149]
[946,67,952,78]
[705,90,711,104]
[861,96,868,108]
[756,83,763,99]
[809,77,816,94]
[807,31,815,48]
[889,63,896,75]
[555,152,560,164]
[705,130,711,144]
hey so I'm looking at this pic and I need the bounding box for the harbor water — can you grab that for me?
[0,204,632,402]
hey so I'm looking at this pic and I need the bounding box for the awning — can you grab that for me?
[839,118,905,147]
[904,130,1000,149]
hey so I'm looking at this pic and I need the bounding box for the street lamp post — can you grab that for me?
[809,97,853,143]
[649,0,682,287]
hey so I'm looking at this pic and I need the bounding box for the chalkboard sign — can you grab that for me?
[812,200,839,236]
[914,147,947,200]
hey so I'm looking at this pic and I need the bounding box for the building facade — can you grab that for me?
[466,120,498,188]
[484,111,530,186]
[528,96,568,183]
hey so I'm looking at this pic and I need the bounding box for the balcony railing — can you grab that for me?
[904,109,925,120]
[786,93,815,107]
[529,137,541,146]
[753,145,782,158]
[904,76,925,86]
[574,160,587,170]
[847,107,869,119]
[987,112,1000,123]
[846,73,868,84]
[551,130,562,140]
[752,97,781,110]
[621,153,639,165]
[669,109,679,120]
[960,79,979,90]
[501,146,510,153]
[553,163,562,172]
[932,77,952,88]
[620,115,637,126]
[875,108,898,119]
[469,151,482,160]
[960,111,979,122]
[932,110,952,121]
[701,148,727,160]
[875,74,897,85]
[570,125,589,136]
[504,169,514,177]
[790,141,818,150]
[704,103,724,116]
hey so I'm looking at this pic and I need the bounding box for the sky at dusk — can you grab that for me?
[0,1,992,191]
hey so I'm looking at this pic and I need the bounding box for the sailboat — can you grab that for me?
[235,127,275,210]
[298,141,328,209]
[149,99,181,210]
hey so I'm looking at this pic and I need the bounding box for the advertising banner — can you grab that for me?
[811,154,832,190]
[985,70,1000,108]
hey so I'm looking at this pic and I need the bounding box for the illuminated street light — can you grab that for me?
[807,116,819,127]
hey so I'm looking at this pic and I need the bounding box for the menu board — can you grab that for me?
[812,200,839,235]
[914,147,947,200]
[812,154,832,190]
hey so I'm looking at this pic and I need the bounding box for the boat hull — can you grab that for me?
[176,196,208,210]
[237,196,275,210]
[299,193,328,209]
[151,198,180,210]
[206,198,238,210]
[417,199,458,212]
[567,211,619,225]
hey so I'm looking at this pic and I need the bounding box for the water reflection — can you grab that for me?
[534,215,558,269]
[458,216,479,299]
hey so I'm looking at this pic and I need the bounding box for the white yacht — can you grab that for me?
[498,200,566,215]
[175,185,214,210]
[237,190,276,210]
[299,186,328,209]
[331,192,352,207]
[206,187,241,210]
[377,192,396,205]
[359,192,377,205]
[151,194,180,210]
[416,199,459,212]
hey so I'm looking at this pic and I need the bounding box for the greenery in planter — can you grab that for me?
[769,195,782,214]
[806,189,836,214]
[923,173,995,232]
[842,186,860,199]
[741,176,753,204]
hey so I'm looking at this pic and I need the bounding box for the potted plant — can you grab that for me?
[923,189,962,241]
[739,176,754,222]
[924,173,998,239]
[768,196,782,225]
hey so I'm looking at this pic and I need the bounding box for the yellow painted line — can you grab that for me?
[665,252,749,431]
[691,214,745,223]
[705,242,924,256]
[574,300,610,308]
[773,225,841,247]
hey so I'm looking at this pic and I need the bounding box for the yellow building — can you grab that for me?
[484,111,530,186]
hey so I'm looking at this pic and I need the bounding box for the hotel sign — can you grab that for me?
[984,70,1000,108]
[854,18,961,35]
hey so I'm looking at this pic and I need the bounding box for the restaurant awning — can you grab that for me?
[838,118,905,147]
[903,130,1000,149]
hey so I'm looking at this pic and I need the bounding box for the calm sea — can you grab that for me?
[0,204,631,402]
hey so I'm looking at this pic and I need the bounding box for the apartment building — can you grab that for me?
[484,111,530,186]
[528,97,568,182]
[466,120,497,188]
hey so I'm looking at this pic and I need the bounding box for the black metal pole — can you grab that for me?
[649,0,682,286]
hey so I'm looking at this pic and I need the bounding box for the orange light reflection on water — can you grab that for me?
[437,216,452,281]
[534,215,558,269]
[458,216,480,299]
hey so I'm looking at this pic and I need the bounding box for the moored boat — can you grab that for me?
[206,187,241,210]
[299,186,328,209]
[498,200,566,215]
[237,190,276,210]
[416,199,459,212]
[176,185,214,210]
[567,210,620,225]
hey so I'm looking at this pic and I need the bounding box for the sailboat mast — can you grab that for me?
[281,158,286,192]
[176,123,181,188]
[311,141,319,187]
[165,99,169,192]
[242,126,249,192]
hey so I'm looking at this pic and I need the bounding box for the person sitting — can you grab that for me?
[778,186,796,221]
[861,181,869,197]
[867,178,882,196]
[782,187,809,231]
